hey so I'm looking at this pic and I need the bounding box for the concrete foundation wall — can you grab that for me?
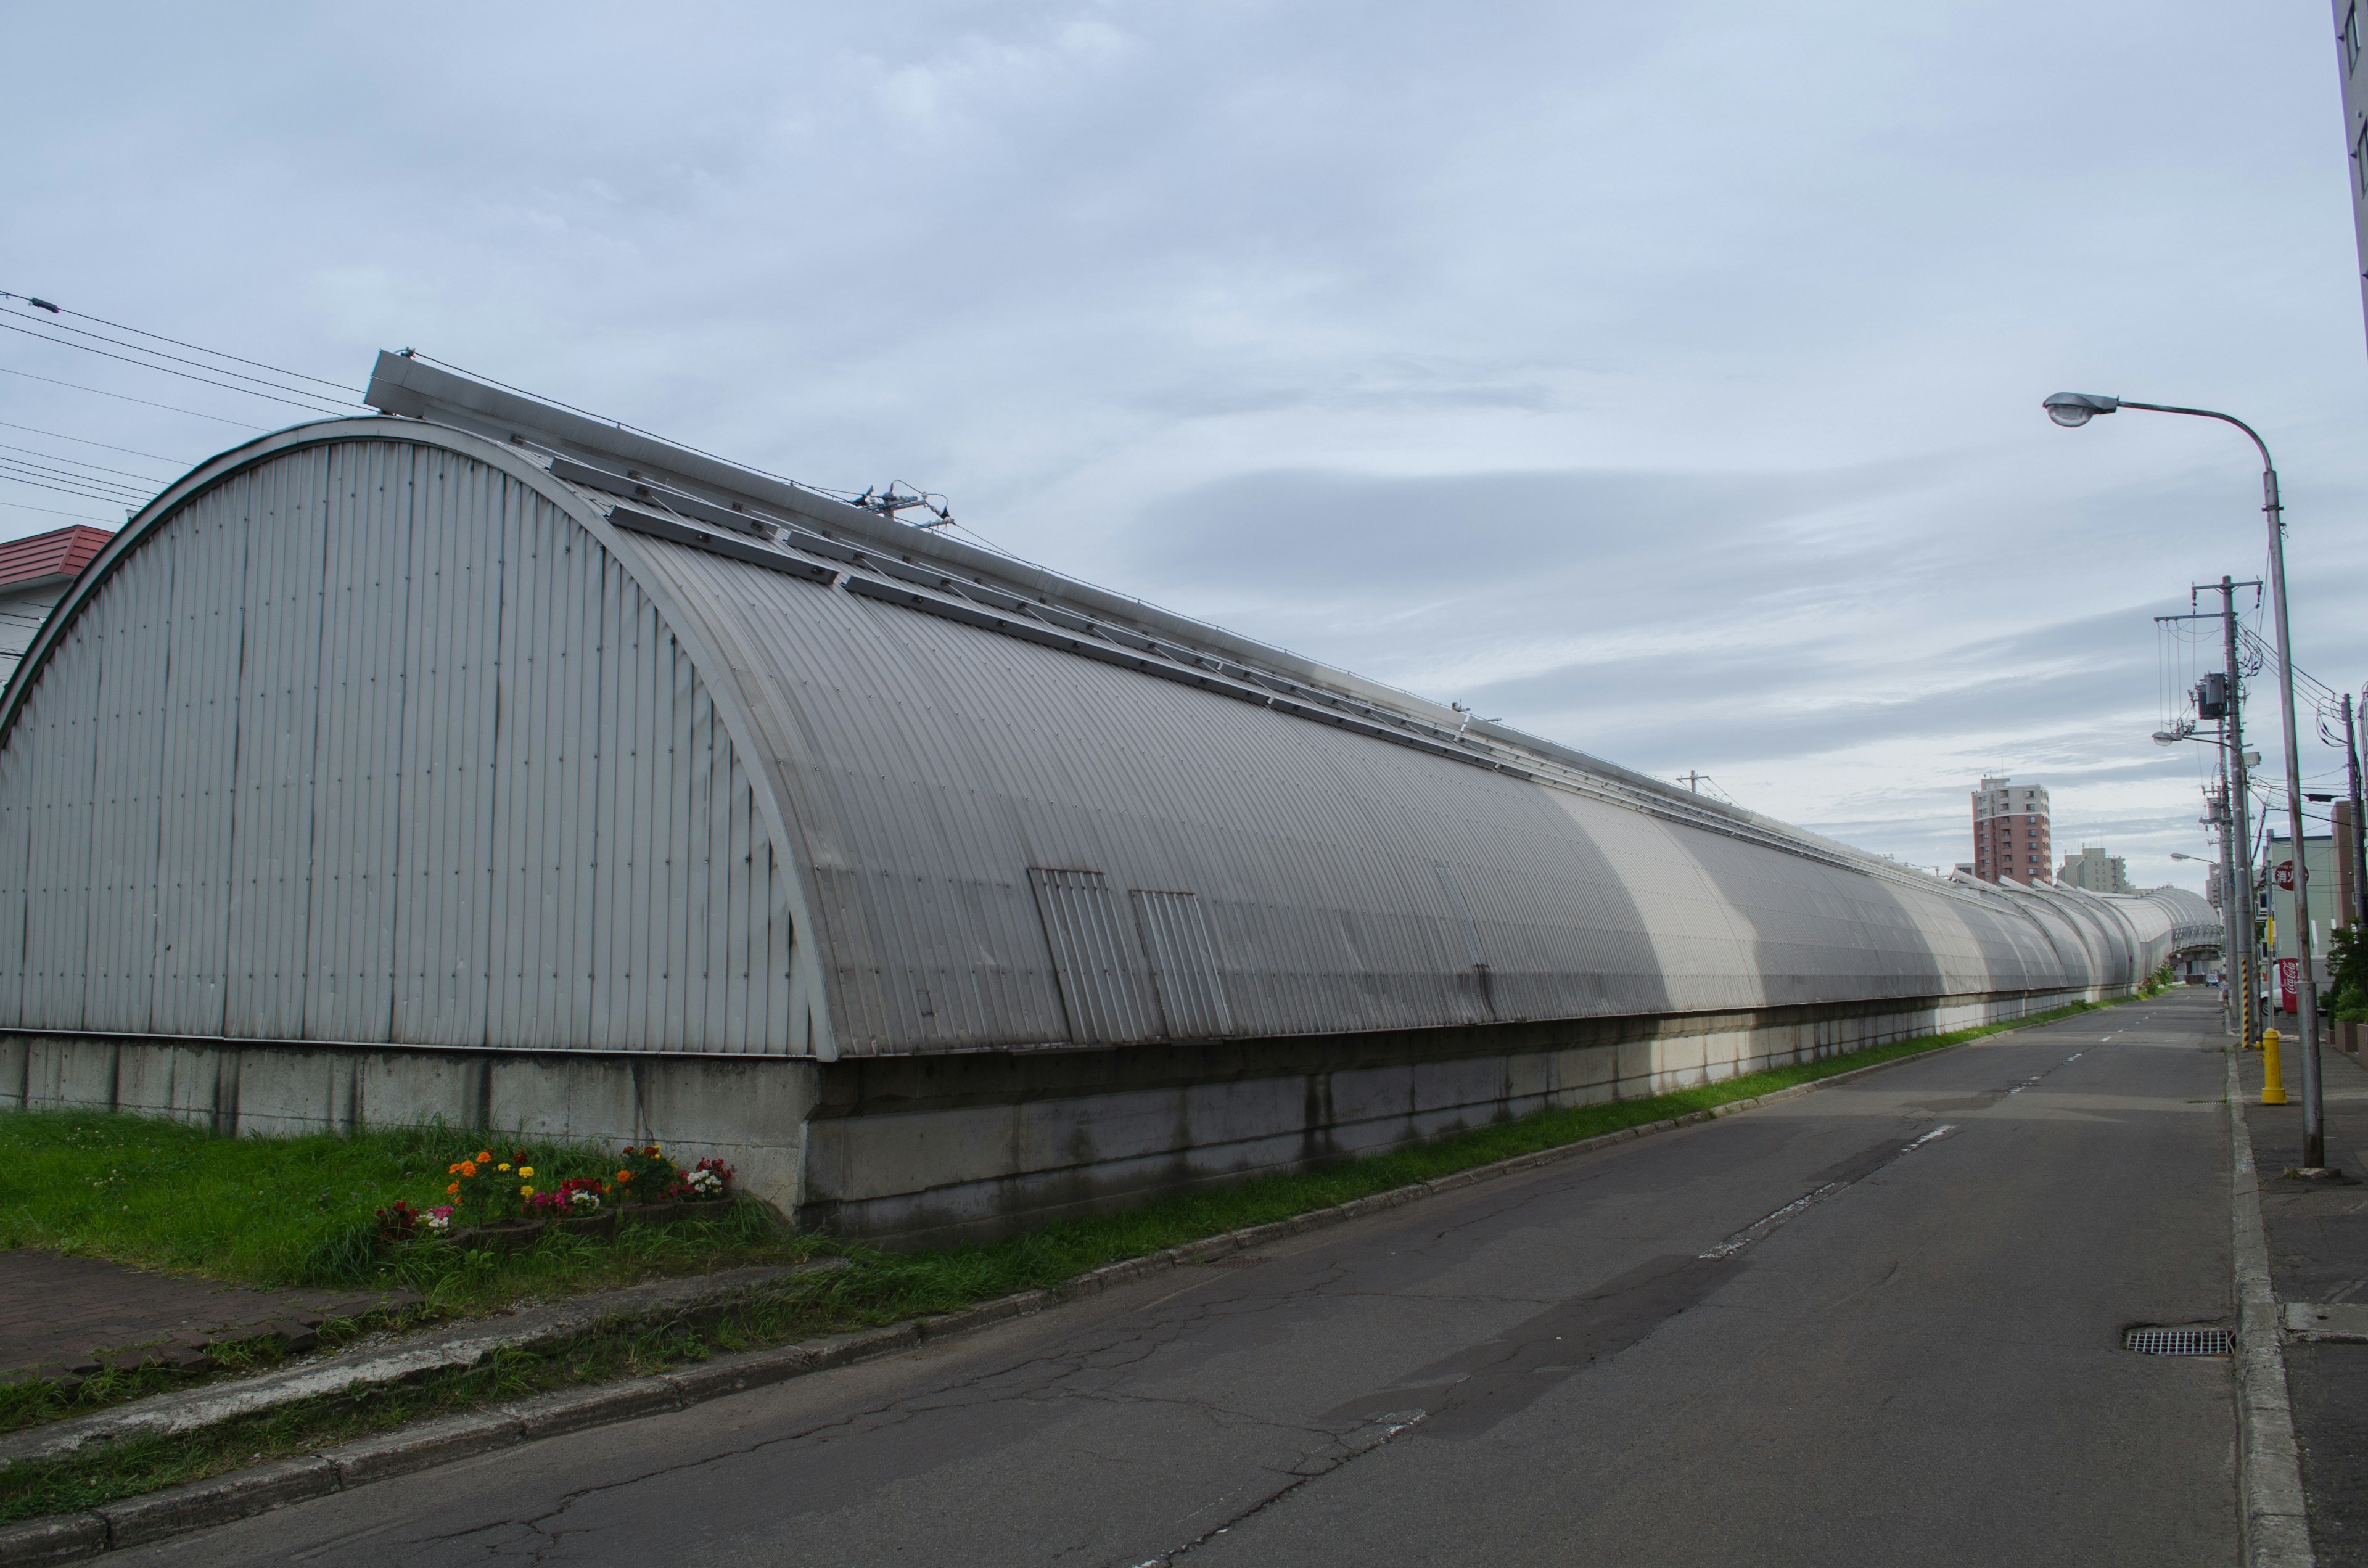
[799,985,2107,1246]
[0,1034,820,1214]
[1,985,2108,1245]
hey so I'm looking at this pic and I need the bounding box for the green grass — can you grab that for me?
[0,988,2150,1524]
[0,1115,801,1297]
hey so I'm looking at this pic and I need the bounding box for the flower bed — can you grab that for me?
[374,1144,735,1252]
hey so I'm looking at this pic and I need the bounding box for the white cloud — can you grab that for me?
[3,0,2362,898]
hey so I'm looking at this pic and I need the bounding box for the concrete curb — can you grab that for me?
[0,1261,844,1471]
[0,1008,2089,1564]
[2227,1049,2316,1568]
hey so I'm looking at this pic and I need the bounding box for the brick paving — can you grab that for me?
[0,1249,415,1379]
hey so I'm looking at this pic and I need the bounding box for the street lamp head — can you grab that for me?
[2044,392,2121,428]
[2152,730,2179,745]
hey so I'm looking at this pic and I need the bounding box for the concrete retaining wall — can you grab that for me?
[1,984,2107,1246]
[798,985,2105,1246]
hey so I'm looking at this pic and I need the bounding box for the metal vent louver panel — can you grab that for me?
[1029,868,1159,1044]
[1132,889,1233,1039]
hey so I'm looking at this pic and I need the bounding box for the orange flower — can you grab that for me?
[476,1151,492,1163]
[616,1170,632,1183]
[446,1182,459,1195]
[446,1163,462,1175]
[458,1161,477,1178]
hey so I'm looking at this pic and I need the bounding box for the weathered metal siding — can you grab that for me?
[0,438,800,1054]
[620,532,2136,1058]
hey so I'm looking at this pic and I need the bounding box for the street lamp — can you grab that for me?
[2044,391,2329,1166]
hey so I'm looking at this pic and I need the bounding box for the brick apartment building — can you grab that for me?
[1971,776,2052,885]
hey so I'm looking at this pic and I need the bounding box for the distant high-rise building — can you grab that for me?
[2058,845,2131,894]
[1971,776,2052,885]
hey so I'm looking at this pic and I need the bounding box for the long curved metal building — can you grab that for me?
[0,356,2219,1241]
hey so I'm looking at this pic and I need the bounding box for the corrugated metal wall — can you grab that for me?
[2,420,2185,1068]
[0,440,801,1053]
[623,530,2145,1057]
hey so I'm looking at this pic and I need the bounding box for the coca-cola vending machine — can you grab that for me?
[2281,957,2301,1015]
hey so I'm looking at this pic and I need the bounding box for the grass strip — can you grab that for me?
[0,987,2163,1525]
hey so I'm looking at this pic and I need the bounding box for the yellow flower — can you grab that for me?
[520,1184,534,1197]
[498,1163,511,1173]
[518,1166,534,1178]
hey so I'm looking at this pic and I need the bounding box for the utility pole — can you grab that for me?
[2348,692,2367,929]
[2162,578,2261,1044]
[2220,578,2259,1053]
[1679,771,1707,794]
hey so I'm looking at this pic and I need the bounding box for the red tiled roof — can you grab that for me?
[0,525,114,590]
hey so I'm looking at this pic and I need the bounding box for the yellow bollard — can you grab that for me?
[2263,1027,2289,1106]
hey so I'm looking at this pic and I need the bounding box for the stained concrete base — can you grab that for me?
[2,985,2108,1244]
[798,985,2108,1246]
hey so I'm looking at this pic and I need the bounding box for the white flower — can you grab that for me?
[423,1213,451,1233]
[570,1190,601,1210]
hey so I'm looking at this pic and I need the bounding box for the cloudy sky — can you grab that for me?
[6,1,2366,893]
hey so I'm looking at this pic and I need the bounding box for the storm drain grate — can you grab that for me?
[2124,1326,2233,1356]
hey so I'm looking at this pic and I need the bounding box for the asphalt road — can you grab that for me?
[133,993,2238,1567]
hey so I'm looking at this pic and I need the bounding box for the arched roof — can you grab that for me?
[0,357,2170,1059]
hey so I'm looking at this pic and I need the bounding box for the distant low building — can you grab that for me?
[0,525,114,685]
[2058,845,2131,894]
[1972,776,2052,885]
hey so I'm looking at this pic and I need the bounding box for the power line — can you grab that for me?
[0,462,144,503]
[0,440,165,485]
[0,469,143,504]
[0,419,189,466]
[0,319,355,417]
[0,304,367,406]
[0,291,363,395]
[0,366,265,428]
[0,497,117,524]
[0,454,147,499]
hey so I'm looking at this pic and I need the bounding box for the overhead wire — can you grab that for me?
[0,466,146,503]
[0,419,189,466]
[0,454,147,499]
[0,292,363,396]
[0,441,166,486]
[0,304,367,408]
[0,318,355,417]
[0,498,115,523]
[0,366,266,428]
[0,469,143,504]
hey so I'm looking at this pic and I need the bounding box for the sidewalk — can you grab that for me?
[0,1251,418,1384]
[2239,1032,2368,1566]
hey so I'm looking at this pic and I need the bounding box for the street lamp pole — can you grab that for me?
[2045,392,2326,1166]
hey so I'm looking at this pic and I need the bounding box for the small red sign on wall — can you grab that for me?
[2280,957,2301,1014]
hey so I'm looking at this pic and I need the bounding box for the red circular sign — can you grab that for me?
[2276,860,2296,891]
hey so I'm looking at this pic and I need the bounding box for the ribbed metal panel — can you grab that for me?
[225,446,330,1040]
[150,474,247,1036]
[302,440,413,1040]
[16,579,118,1029]
[1029,868,1159,1044]
[0,415,2174,1067]
[75,524,176,1035]
[1,437,801,1055]
[1132,889,1233,1038]
[623,527,2126,1057]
